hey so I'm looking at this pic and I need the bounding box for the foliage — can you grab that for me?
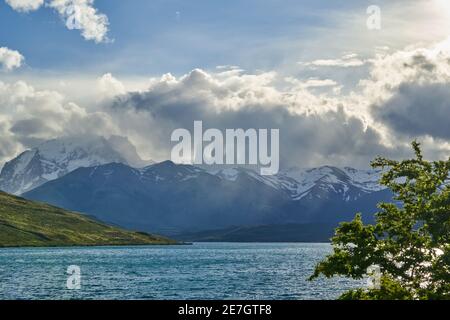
[310,141,450,300]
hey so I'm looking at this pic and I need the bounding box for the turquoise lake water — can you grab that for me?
[0,243,364,300]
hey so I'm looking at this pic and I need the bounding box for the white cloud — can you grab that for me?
[358,38,450,112]
[5,0,110,43]
[0,47,24,71]
[48,0,110,43]
[363,38,450,144]
[285,77,338,89]
[300,53,366,68]
[5,0,43,12]
[97,73,125,100]
[0,79,116,164]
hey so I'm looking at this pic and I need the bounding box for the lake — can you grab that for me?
[0,243,364,300]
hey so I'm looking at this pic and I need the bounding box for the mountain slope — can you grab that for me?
[0,135,149,195]
[24,161,291,234]
[0,191,177,247]
[173,223,336,243]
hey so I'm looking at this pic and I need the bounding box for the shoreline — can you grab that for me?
[0,241,335,249]
[0,242,192,249]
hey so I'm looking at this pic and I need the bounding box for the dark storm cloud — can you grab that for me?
[373,83,450,140]
[10,118,53,136]
[404,54,437,72]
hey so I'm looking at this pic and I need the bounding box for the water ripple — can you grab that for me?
[0,243,363,300]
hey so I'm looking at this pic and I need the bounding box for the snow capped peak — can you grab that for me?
[35,135,126,174]
[342,167,382,187]
[9,149,38,176]
[139,160,206,182]
[213,168,241,181]
[277,166,385,201]
[0,135,146,195]
[209,165,386,202]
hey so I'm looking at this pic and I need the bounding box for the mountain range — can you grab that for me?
[0,136,393,240]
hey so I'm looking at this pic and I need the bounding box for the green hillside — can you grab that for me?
[0,191,177,247]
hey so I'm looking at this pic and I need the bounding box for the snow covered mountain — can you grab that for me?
[0,133,386,203]
[0,135,149,195]
[24,161,392,234]
[210,165,386,202]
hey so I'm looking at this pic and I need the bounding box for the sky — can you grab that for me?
[1,0,450,169]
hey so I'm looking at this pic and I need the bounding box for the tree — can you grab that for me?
[310,141,450,300]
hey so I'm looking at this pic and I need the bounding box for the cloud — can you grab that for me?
[106,69,400,168]
[105,38,450,167]
[285,77,338,89]
[0,80,116,164]
[48,0,110,43]
[0,47,24,71]
[361,39,450,95]
[0,121,19,161]
[5,0,110,43]
[2,38,450,168]
[302,79,337,88]
[374,83,450,140]
[5,0,43,12]
[97,73,125,100]
[300,53,366,68]
[360,38,450,144]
